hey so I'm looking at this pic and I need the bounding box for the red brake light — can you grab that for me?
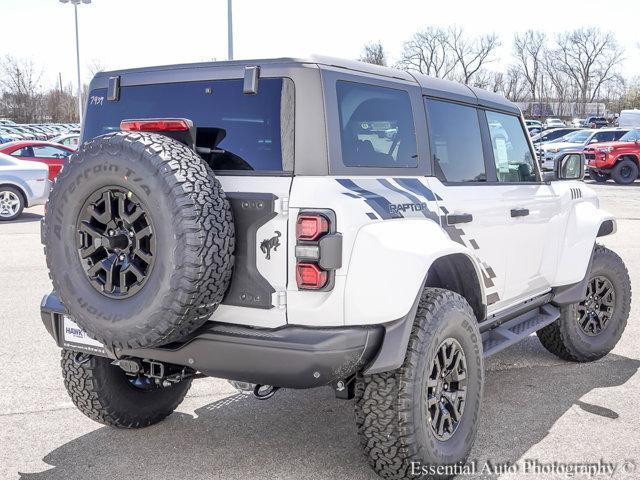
[120,119,190,132]
[296,214,329,241]
[296,263,328,290]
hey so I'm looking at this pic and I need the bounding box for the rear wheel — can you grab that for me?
[354,288,483,479]
[44,132,235,349]
[61,349,192,428]
[588,168,609,183]
[0,186,24,221]
[611,159,638,185]
[537,245,631,362]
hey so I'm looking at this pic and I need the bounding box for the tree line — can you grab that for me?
[360,27,640,117]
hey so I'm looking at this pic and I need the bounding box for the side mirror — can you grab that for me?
[553,152,585,181]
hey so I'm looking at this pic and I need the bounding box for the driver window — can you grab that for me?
[486,111,537,183]
[337,81,417,168]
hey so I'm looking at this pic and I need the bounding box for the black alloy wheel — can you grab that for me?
[76,186,155,299]
[426,337,468,441]
[577,275,615,336]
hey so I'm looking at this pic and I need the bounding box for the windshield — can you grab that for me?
[619,129,640,142]
[555,130,591,143]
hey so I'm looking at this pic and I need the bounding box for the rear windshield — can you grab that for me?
[83,78,294,173]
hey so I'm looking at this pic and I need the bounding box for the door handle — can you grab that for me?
[447,213,473,225]
[511,208,530,218]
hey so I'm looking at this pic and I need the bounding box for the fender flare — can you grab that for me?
[554,202,616,287]
[343,218,486,326]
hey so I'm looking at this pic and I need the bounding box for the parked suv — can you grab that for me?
[582,116,609,129]
[538,128,629,170]
[40,57,630,479]
[586,128,640,184]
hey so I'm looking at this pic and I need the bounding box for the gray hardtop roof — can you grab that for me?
[94,55,520,115]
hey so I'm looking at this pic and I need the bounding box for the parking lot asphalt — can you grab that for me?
[1,181,639,480]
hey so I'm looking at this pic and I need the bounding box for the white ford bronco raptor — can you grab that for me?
[41,56,631,479]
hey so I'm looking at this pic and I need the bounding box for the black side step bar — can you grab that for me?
[481,304,560,357]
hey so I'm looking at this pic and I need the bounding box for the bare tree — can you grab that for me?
[550,28,624,113]
[87,58,108,78]
[359,42,387,66]
[397,27,457,78]
[444,26,500,85]
[0,55,43,123]
[513,30,546,106]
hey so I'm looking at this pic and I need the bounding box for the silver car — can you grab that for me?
[0,152,50,220]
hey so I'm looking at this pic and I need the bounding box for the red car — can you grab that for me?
[585,128,640,184]
[0,141,73,181]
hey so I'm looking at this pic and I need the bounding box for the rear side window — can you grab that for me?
[486,111,537,183]
[84,78,294,173]
[336,81,417,168]
[426,99,486,182]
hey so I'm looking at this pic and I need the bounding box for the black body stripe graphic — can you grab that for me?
[377,179,439,222]
[337,177,500,305]
[336,179,402,219]
[394,178,438,201]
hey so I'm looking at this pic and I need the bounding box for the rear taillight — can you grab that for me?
[296,263,328,290]
[296,214,329,241]
[120,119,190,132]
[295,211,340,291]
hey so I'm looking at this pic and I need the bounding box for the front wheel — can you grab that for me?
[61,349,192,428]
[0,186,25,221]
[611,159,638,185]
[537,245,631,362]
[354,289,483,479]
[588,168,610,183]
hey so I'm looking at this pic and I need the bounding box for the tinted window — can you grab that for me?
[426,99,485,182]
[33,145,71,158]
[486,111,537,183]
[620,129,640,142]
[84,78,294,172]
[337,81,417,168]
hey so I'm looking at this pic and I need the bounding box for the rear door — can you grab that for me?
[423,98,508,308]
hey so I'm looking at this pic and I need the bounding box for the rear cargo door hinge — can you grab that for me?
[275,197,289,216]
[273,291,287,308]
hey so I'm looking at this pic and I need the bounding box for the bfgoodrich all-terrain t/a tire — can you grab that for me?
[537,245,631,362]
[44,132,234,349]
[61,349,191,428]
[354,288,483,480]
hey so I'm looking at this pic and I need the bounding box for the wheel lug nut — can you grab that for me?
[108,229,115,236]
[129,231,135,237]
[119,254,126,261]
[444,384,448,390]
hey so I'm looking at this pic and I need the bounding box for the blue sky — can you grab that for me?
[4,0,639,89]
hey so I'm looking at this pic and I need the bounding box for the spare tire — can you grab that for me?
[44,131,234,349]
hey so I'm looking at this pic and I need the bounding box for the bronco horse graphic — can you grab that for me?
[260,231,281,260]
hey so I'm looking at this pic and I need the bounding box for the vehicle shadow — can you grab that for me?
[9,212,43,223]
[18,341,640,480]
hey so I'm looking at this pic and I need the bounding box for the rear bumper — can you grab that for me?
[41,292,383,389]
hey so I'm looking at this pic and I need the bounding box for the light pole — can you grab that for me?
[227,0,233,60]
[59,0,91,124]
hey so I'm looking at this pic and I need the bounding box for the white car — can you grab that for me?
[0,152,49,220]
[50,133,80,150]
[40,57,630,479]
[543,117,566,129]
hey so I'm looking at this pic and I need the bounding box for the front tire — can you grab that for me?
[611,159,638,185]
[354,289,483,479]
[537,245,631,362]
[588,168,609,183]
[0,186,25,221]
[61,349,192,428]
